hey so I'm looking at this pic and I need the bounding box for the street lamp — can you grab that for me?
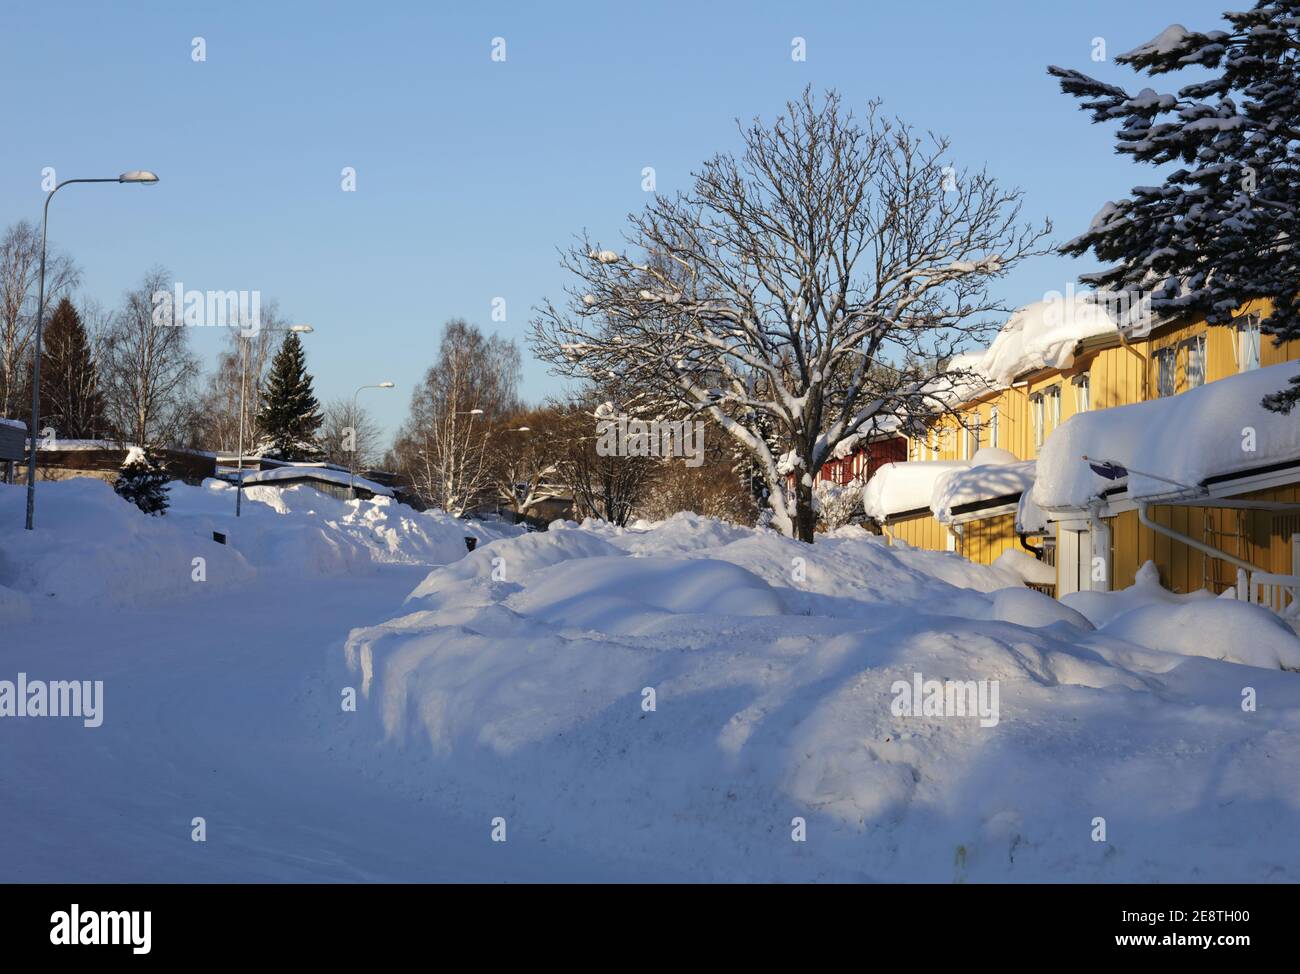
[349,381,395,499]
[235,323,313,517]
[24,171,159,530]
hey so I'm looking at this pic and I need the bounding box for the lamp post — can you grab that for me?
[349,381,394,498]
[235,323,313,516]
[24,171,159,530]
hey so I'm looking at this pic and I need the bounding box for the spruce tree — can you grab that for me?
[257,331,323,460]
[39,297,108,439]
[1048,0,1300,412]
[114,447,170,515]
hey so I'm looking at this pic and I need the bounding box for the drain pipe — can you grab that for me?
[1136,500,1256,575]
[1086,499,1113,591]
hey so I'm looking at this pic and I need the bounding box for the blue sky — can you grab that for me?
[0,0,1229,439]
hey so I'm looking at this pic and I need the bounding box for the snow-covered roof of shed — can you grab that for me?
[0,417,26,431]
[1032,360,1300,511]
[931,452,1035,523]
[241,465,395,497]
[862,460,967,522]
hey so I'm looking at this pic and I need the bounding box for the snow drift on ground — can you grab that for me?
[0,477,518,607]
[338,513,1300,881]
[1034,360,1300,509]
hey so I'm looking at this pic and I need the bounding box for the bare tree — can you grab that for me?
[0,221,79,418]
[533,88,1049,541]
[484,405,571,518]
[192,301,291,453]
[548,396,657,527]
[391,319,521,515]
[100,267,200,447]
[320,397,384,470]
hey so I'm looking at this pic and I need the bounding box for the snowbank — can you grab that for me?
[992,548,1056,586]
[0,477,513,607]
[1034,361,1300,510]
[1062,561,1213,627]
[337,515,1300,881]
[1101,598,1300,670]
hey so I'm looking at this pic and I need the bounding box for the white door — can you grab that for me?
[1057,522,1094,596]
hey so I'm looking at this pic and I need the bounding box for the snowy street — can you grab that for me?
[0,562,629,882]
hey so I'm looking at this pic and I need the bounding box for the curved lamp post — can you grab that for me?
[25,171,159,530]
[349,381,394,498]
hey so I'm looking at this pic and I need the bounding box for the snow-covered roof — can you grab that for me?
[861,460,967,521]
[1033,360,1300,511]
[931,452,1035,523]
[0,417,26,431]
[240,465,395,497]
[975,293,1120,387]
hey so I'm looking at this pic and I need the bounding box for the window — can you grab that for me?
[1237,314,1261,371]
[1046,386,1061,430]
[966,420,981,458]
[989,405,999,449]
[1185,334,1207,389]
[1073,373,1090,413]
[1031,394,1045,449]
[1155,347,1177,397]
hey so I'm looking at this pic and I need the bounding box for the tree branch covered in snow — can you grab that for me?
[532,88,1049,541]
[1048,0,1300,412]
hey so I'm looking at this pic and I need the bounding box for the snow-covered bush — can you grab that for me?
[813,478,863,531]
[113,447,169,516]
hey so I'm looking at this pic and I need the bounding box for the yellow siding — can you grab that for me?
[888,511,951,552]
[959,513,1020,566]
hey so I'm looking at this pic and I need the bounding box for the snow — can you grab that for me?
[240,464,395,497]
[992,548,1056,586]
[1102,598,1300,670]
[1033,360,1300,510]
[862,460,966,521]
[7,486,1300,881]
[974,293,1119,387]
[337,515,1300,880]
[0,417,25,430]
[930,454,1034,523]
[0,477,515,606]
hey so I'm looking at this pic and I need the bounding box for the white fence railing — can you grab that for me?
[1249,572,1300,616]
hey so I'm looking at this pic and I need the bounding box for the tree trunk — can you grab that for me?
[793,471,817,544]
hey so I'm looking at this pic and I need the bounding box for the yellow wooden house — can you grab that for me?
[863,294,1300,607]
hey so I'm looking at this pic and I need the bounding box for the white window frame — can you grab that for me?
[989,405,999,449]
[1237,314,1261,372]
[1045,385,1061,431]
[1073,373,1090,413]
[1184,333,1207,389]
[1155,347,1177,397]
[1031,394,1045,450]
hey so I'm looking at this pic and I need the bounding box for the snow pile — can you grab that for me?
[992,548,1056,586]
[0,477,514,606]
[976,293,1118,387]
[862,460,967,521]
[931,452,1034,522]
[1063,561,1214,627]
[1034,360,1300,509]
[1102,598,1300,670]
[0,479,256,605]
[1065,562,1300,669]
[336,515,1300,880]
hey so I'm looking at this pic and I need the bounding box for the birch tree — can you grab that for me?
[0,221,78,419]
[532,88,1048,541]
